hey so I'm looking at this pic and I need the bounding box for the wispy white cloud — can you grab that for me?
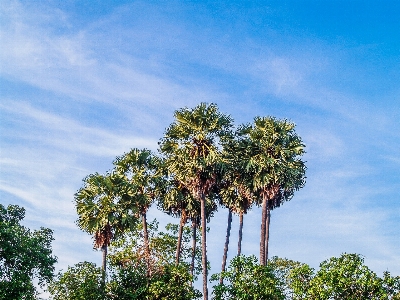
[0,0,223,114]
[1,100,158,155]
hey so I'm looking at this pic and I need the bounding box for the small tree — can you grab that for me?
[0,204,57,300]
[304,253,400,299]
[109,263,202,300]
[157,176,217,272]
[108,220,203,279]
[211,255,284,300]
[218,177,253,282]
[48,262,105,300]
[147,264,202,300]
[267,256,310,299]
[265,255,400,299]
[108,221,203,300]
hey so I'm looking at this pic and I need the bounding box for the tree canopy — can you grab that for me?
[3,103,400,300]
[0,204,57,300]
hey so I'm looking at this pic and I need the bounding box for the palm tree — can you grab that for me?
[113,148,161,277]
[74,172,138,281]
[218,131,255,277]
[159,103,233,300]
[237,117,306,265]
[218,162,254,282]
[157,176,195,265]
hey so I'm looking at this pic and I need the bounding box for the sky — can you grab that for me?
[1,0,400,296]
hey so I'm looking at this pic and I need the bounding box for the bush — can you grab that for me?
[211,255,284,300]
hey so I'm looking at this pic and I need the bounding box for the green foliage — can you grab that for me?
[0,204,57,300]
[382,271,400,300]
[264,255,400,299]
[64,104,400,300]
[74,172,139,249]
[211,255,284,300]
[48,262,105,300]
[109,262,202,300]
[157,176,218,226]
[219,130,255,215]
[309,253,400,299]
[107,263,148,299]
[49,261,201,300]
[211,254,400,300]
[113,148,162,214]
[108,220,203,278]
[146,264,202,300]
[286,263,314,299]
[159,102,233,196]
[267,256,311,299]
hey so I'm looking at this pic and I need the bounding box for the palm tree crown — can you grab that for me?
[113,148,161,213]
[74,172,139,273]
[159,103,233,196]
[239,117,306,208]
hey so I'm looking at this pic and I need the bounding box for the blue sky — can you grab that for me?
[1,0,400,294]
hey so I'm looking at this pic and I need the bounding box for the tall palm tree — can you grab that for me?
[159,103,233,300]
[157,177,195,265]
[74,172,138,281]
[113,148,161,277]
[218,131,255,275]
[237,117,306,265]
[218,164,254,282]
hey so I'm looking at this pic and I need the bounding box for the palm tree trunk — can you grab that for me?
[191,217,197,278]
[176,210,186,265]
[200,191,208,300]
[101,244,107,283]
[264,208,271,264]
[237,211,243,256]
[142,211,151,277]
[220,209,232,284]
[260,194,267,265]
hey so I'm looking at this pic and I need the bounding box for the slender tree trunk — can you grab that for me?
[176,210,186,265]
[191,218,197,278]
[260,194,267,265]
[200,191,208,300]
[101,244,107,283]
[220,209,232,284]
[142,211,151,277]
[237,211,244,256]
[264,208,271,264]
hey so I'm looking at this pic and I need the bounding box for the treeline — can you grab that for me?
[1,204,399,299]
[1,103,399,299]
[49,219,400,299]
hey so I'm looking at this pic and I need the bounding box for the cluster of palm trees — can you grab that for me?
[74,103,306,300]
